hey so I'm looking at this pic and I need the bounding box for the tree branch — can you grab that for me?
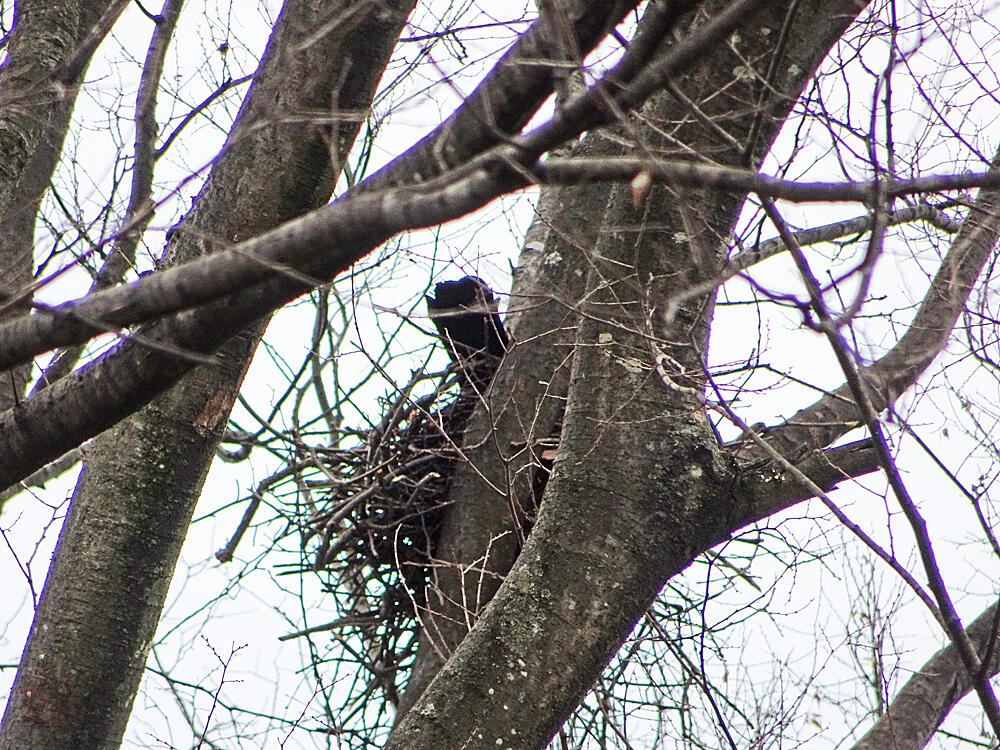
[0,0,781,491]
[357,0,649,192]
[761,194,1000,736]
[762,146,1000,461]
[30,0,184,393]
[533,157,1000,201]
[0,0,129,217]
[848,604,1000,750]
[0,162,994,375]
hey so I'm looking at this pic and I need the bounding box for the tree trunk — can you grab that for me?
[390,0,874,745]
[0,1,414,747]
[0,0,123,412]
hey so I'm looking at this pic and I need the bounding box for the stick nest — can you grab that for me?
[299,368,480,701]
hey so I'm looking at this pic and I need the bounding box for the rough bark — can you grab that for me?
[0,0,663,379]
[0,0,123,411]
[0,100,72,413]
[398,134,615,713]
[0,0,126,218]
[0,0,753,493]
[393,0,873,732]
[0,0,991,745]
[0,1,413,747]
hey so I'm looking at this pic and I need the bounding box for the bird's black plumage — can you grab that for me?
[426,276,509,362]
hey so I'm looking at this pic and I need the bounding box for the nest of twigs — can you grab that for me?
[296,365,487,702]
[311,374,474,584]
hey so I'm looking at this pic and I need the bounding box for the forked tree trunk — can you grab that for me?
[0,1,414,747]
[393,2,872,741]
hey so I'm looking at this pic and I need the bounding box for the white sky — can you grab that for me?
[3,0,1000,748]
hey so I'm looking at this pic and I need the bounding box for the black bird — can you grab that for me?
[426,276,509,381]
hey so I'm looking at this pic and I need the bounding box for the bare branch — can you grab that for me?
[0,161,995,377]
[31,0,184,392]
[357,0,650,192]
[533,157,1000,202]
[0,0,129,217]
[761,195,1000,736]
[850,601,1000,750]
[764,147,1000,459]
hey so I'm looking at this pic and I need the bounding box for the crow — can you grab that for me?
[426,276,509,384]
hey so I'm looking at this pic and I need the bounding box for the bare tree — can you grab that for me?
[2,0,1000,749]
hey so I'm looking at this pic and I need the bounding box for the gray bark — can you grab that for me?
[0,0,668,491]
[388,1,874,746]
[0,1,414,747]
[0,0,124,411]
[1,1,995,747]
[0,0,127,218]
[399,134,614,714]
